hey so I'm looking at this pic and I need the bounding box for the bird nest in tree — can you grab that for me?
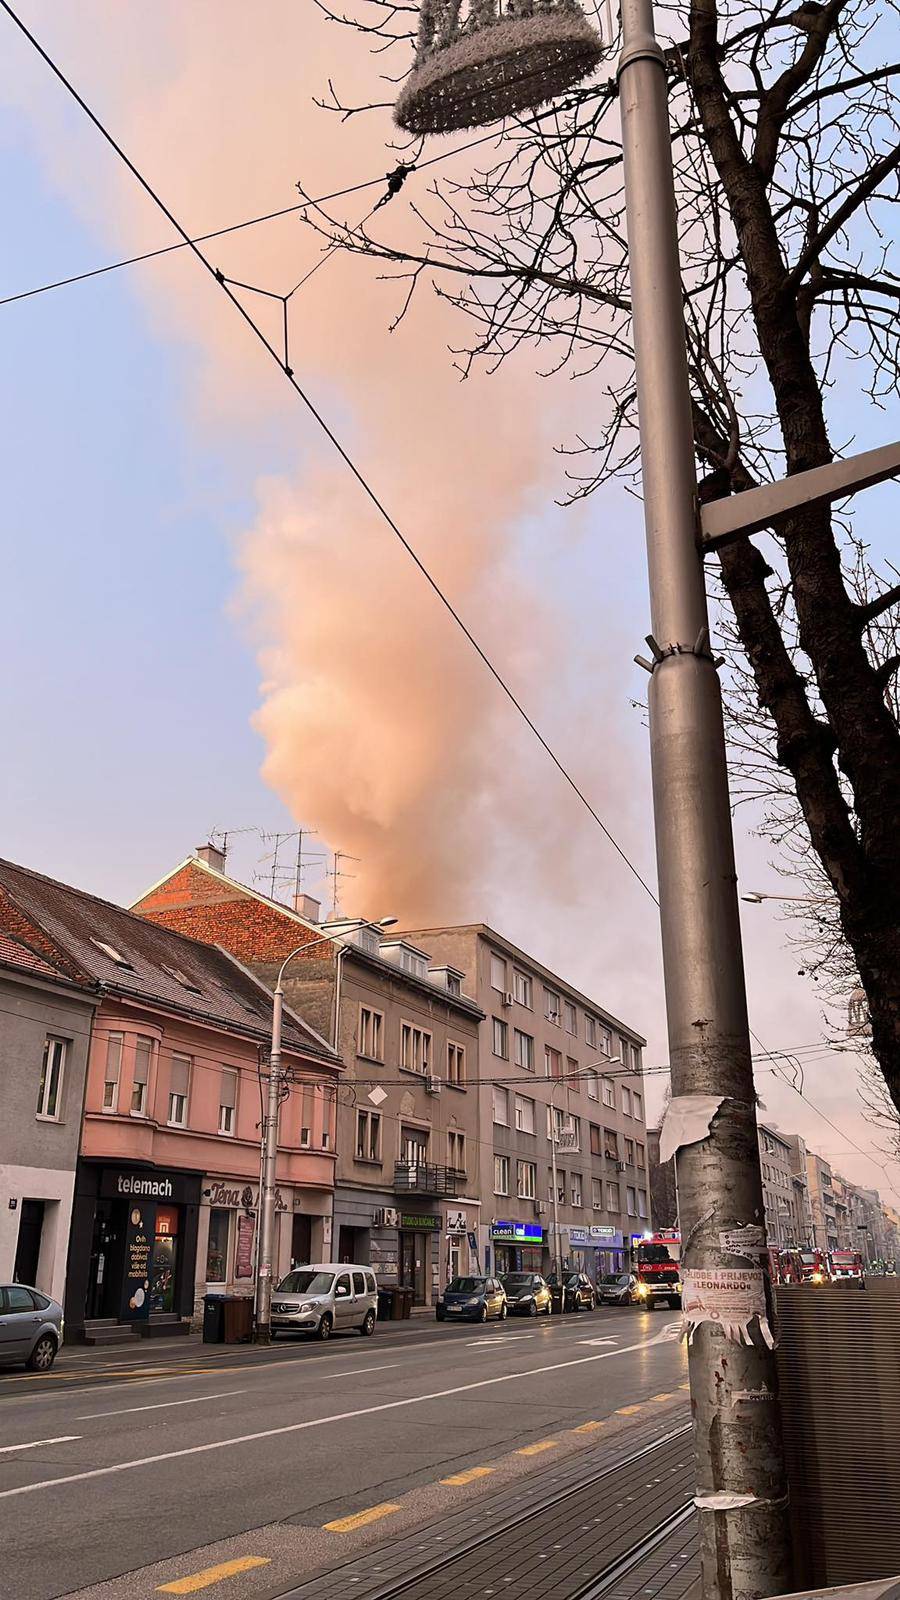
[395,2,604,135]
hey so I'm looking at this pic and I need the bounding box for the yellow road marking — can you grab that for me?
[679,1382,691,1390]
[324,1502,400,1533]
[157,1557,270,1593]
[651,1392,675,1402]
[573,1420,605,1434]
[517,1439,559,1456]
[615,1404,642,1416]
[441,1466,495,1485]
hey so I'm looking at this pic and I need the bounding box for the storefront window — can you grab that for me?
[206,1208,230,1283]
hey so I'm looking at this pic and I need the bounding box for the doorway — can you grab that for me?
[291,1214,312,1269]
[399,1231,427,1304]
[87,1200,125,1319]
[13,1200,44,1288]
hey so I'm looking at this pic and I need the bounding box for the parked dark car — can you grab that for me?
[436,1276,507,1323]
[548,1270,596,1312]
[500,1272,552,1316]
[597,1272,638,1306]
[0,1284,63,1370]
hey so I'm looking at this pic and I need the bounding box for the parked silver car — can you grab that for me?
[0,1284,63,1370]
[270,1264,378,1340]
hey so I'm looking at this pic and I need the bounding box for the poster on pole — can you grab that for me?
[234,1212,256,1279]
[680,1268,774,1347]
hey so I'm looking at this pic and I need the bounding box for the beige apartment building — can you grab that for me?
[758,1124,809,1247]
[402,923,649,1279]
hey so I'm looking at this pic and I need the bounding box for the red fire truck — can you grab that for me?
[634,1230,682,1309]
[784,1247,829,1283]
[828,1249,863,1280]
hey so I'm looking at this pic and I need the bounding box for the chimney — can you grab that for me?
[294,893,321,924]
[195,842,226,874]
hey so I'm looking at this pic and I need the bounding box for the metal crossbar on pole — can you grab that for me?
[700,438,900,550]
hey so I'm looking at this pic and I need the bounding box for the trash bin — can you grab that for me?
[397,1286,414,1320]
[550,1284,566,1314]
[377,1286,395,1322]
[223,1295,253,1344]
[202,1294,226,1343]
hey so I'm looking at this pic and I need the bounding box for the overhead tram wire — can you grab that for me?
[4,2,894,1190]
[0,0,657,909]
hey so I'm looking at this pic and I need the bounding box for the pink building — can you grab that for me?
[0,859,340,1341]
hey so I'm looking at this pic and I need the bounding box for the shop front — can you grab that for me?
[197,1179,332,1321]
[397,1210,441,1305]
[489,1219,546,1275]
[66,1161,202,1337]
[569,1225,626,1279]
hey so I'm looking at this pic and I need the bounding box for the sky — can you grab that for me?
[1,0,898,1204]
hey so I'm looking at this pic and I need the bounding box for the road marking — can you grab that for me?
[157,1556,270,1592]
[467,1336,534,1347]
[0,1435,80,1454]
[77,1391,247,1420]
[572,1420,605,1434]
[517,1439,558,1456]
[441,1466,495,1485]
[322,1364,400,1380]
[579,1337,619,1347]
[615,1405,642,1415]
[324,1503,400,1533]
[680,1382,691,1390]
[0,1329,672,1500]
[651,1392,675,1402]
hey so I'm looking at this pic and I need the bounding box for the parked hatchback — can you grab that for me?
[548,1270,596,1311]
[436,1276,507,1322]
[270,1264,378,1340]
[501,1272,552,1316]
[0,1284,63,1370]
[597,1272,638,1306]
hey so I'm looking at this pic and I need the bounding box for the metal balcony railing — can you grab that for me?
[393,1162,464,1197]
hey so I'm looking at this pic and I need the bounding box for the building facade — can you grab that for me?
[805,1150,839,1253]
[759,1123,809,1247]
[0,858,340,1339]
[401,924,649,1279]
[134,851,484,1306]
[0,918,98,1304]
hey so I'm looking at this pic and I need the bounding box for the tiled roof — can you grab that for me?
[0,858,336,1063]
[0,931,74,984]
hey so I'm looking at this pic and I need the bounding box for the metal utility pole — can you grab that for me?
[619,0,791,1594]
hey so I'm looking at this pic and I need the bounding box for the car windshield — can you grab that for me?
[447,1277,485,1293]
[502,1275,534,1289]
[602,1274,630,1285]
[277,1271,334,1294]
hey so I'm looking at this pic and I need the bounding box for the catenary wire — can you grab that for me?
[2,4,893,1197]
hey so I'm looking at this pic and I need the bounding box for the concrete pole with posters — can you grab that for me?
[618,0,791,1595]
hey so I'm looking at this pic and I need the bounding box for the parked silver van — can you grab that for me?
[270,1263,378,1340]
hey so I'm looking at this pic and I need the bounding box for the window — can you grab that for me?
[356,1108,382,1161]
[206,1209,230,1283]
[132,1035,152,1115]
[89,938,134,970]
[448,1130,466,1174]
[633,1091,643,1121]
[494,1154,510,1195]
[599,1025,612,1056]
[102,1032,123,1111]
[514,969,532,1007]
[625,1138,635,1165]
[218,1068,237,1135]
[359,1006,384,1061]
[621,1086,632,1116]
[37,1036,66,1120]
[545,1046,562,1080]
[585,1014,597,1048]
[567,1057,580,1089]
[492,1018,509,1059]
[638,1189,648,1219]
[602,1078,615,1107]
[592,1177,603,1210]
[160,962,201,995]
[400,1022,431,1074]
[517,1160,536,1200]
[586,1072,599,1101]
[590,1124,602,1157]
[571,1174,583,1207]
[635,1141,645,1168]
[607,1181,620,1210]
[493,1085,509,1126]
[401,1126,428,1165]
[544,988,561,1025]
[490,953,507,991]
[564,1001,577,1036]
[514,1029,535,1071]
[515,1094,535,1134]
[621,1038,633,1069]
[300,1125,311,1147]
[168,1054,190,1127]
[604,1129,619,1160]
[447,1042,466,1085]
[550,1168,566,1204]
[626,1186,637,1217]
[548,1104,569,1143]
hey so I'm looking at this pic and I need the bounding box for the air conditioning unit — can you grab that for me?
[534,1201,547,1215]
[425,1074,442,1096]
[373,1206,400,1227]
[616,1161,627,1173]
[502,990,514,1007]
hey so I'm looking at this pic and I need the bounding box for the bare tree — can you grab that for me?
[307,0,900,1114]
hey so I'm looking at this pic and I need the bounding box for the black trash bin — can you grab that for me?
[202,1294,226,1343]
[377,1286,394,1322]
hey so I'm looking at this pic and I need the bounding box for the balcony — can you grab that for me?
[393,1161,464,1197]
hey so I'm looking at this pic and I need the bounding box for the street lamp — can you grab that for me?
[549,1057,622,1302]
[253,913,397,1343]
[741,890,828,905]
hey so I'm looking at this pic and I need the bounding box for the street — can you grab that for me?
[0,1308,688,1600]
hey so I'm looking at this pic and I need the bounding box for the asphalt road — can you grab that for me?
[0,1307,689,1600]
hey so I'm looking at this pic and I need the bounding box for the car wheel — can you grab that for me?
[528,1299,538,1317]
[478,1304,488,1324]
[27,1334,57,1372]
[499,1303,507,1321]
[316,1315,333,1341]
[359,1309,376,1337]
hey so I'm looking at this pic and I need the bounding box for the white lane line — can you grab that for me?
[76,1391,247,1421]
[0,1436,81,1454]
[466,1336,534,1347]
[579,1338,620,1347]
[321,1364,400,1380]
[0,1327,677,1500]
